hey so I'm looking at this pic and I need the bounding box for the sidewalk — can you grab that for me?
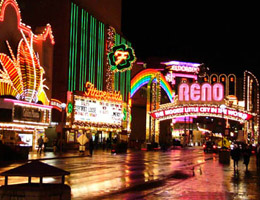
[28,149,112,161]
[28,146,199,161]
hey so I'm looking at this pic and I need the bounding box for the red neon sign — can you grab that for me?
[178,83,224,103]
[85,82,122,102]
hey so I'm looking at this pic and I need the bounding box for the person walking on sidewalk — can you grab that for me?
[43,135,49,152]
[89,138,94,156]
[37,136,43,154]
[243,145,251,172]
[231,144,240,171]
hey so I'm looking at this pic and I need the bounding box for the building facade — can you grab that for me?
[0,0,54,149]
[15,0,134,149]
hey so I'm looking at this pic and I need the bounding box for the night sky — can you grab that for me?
[122,2,260,79]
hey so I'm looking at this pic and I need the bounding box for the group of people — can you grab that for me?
[231,143,260,172]
[37,135,49,154]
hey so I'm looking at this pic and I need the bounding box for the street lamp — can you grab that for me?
[220,104,226,148]
[60,103,67,152]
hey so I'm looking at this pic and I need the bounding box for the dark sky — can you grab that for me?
[122,2,260,78]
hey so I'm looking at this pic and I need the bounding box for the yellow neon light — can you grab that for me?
[114,50,129,65]
[85,82,122,102]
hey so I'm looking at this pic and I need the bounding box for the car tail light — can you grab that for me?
[213,145,217,149]
[203,144,206,148]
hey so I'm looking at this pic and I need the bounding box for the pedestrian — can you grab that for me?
[106,137,111,149]
[89,138,94,156]
[102,137,106,151]
[43,135,49,152]
[53,138,57,153]
[231,144,240,171]
[243,145,251,171]
[37,136,43,154]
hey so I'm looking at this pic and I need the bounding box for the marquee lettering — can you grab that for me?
[85,82,122,101]
[178,83,224,103]
[150,105,253,122]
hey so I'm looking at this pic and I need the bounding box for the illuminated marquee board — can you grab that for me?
[178,83,224,104]
[150,105,253,122]
[73,82,124,126]
[4,98,52,125]
[74,95,123,125]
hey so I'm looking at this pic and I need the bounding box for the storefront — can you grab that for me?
[0,98,52,150]
[64,82,130,149]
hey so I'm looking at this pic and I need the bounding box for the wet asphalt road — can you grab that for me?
[1,148,260,199]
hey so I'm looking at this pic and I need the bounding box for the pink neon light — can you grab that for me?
[213,83,224,101]
[201,83,212,101]
[162,61,201,74]
[178,83,189,101]
[172,73,198,80]
[4,98,52,109]
[190,83,200,101]
[178,83,224,102]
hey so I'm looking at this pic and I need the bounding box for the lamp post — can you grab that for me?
[60,103,66,153]
[220,104,226,148]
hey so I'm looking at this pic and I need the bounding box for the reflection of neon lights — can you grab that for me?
[150,105,254,122]
[130,69,174,101]
[179,83,224,102]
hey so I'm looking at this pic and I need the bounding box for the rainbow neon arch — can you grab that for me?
[131,69,174,102]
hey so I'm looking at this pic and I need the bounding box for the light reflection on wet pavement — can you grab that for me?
[1,148,260,199]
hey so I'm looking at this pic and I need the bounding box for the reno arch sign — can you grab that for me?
[150,105,253,122]
[178,83,224,104]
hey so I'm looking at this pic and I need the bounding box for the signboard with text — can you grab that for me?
[150,105,253,122]
[178,83,224,104]
[14,105,43,122]
[74,95,123,126]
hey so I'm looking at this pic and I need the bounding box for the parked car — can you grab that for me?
[203,141,218,153]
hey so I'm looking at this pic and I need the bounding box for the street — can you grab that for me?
[1,147,260,199]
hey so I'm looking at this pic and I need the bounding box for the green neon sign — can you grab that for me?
[67,102,73,113]
[108,44,136,72]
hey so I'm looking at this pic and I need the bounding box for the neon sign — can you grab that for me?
[150,105,253,122]
[165,71,197,85]
[85,82,122,102]
[0,0,54,105]
[162,61,201,74]
[108,44,136,72]
[178,83,224,103]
